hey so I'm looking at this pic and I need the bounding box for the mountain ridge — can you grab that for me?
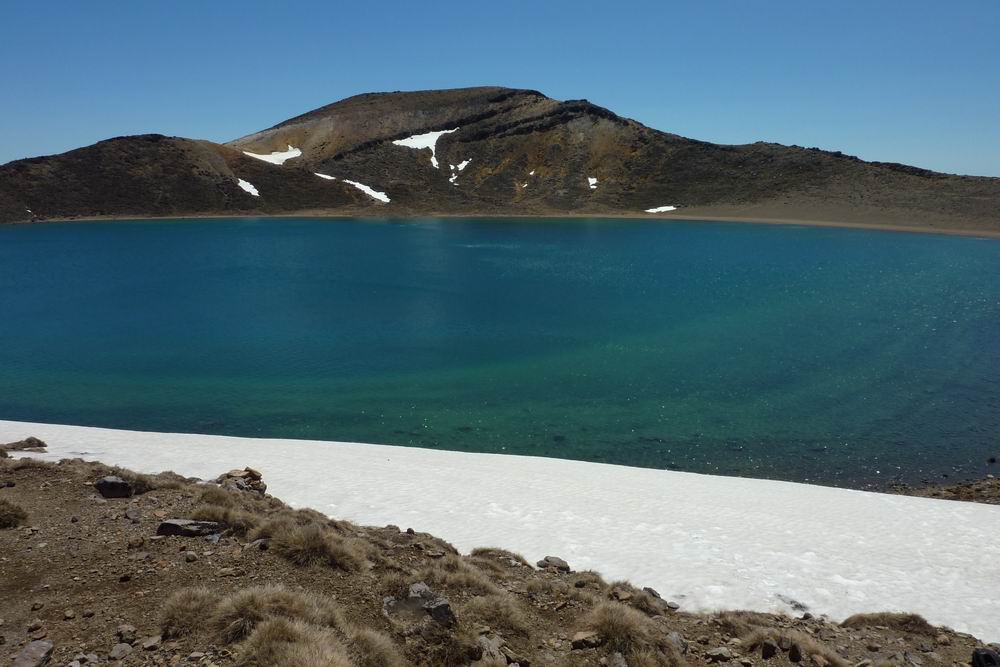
[2,86,998,232]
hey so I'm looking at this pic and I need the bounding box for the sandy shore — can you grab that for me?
[7,210,1000,239]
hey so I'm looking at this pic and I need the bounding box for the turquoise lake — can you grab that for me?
[1,217,998,488]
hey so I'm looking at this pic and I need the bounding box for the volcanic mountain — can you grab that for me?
[2,86,998,232]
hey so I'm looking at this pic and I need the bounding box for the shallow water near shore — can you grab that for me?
[1,217,998,488]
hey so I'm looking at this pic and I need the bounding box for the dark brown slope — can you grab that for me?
[0,134,371,223]
[2,86,999,231]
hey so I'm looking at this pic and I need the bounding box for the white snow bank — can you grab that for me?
[392,128,458,168]
[456,159,470,171]
[645,205,678,213]
[588,176,598,190]
[236,179,259,197]
[3,419,998,642]
[242,145,302,165]
[313,173,390,203]
[343,179,390,203]
[529,170,535,176]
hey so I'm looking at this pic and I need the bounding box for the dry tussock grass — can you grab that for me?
[460,594,531,637]
[238,618,353,667]
[271,523,367,571]
[582,601,682,665]
[189,504,260,537]
[469,546,531,567]
[212,585,345,644]
[0,498,28,529]
[841,612,935,634]
[346,626,409,667]
[197,485,236,507]
[160,587,221,638]
[418,554,501,595]
[742,628,848,667]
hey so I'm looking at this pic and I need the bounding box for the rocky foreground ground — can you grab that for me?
[2,439,999,667]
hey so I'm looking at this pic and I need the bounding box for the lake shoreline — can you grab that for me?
[5,210,1000,239]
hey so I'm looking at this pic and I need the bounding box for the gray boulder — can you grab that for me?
[12,640,54,667]
[536,555,570,572]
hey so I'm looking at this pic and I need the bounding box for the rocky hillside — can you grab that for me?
[2,442,999,667]
[1,87,999,232]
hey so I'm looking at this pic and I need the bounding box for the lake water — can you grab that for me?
[1,217,998,488]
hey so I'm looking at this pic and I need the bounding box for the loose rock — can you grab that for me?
[94,476,133,499]
[12,639,54,667]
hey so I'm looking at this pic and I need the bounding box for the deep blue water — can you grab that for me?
[1,217,998,488]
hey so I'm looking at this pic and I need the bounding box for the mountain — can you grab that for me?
[2,86,998,232]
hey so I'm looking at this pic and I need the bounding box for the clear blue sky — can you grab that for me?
[2,0,998,175]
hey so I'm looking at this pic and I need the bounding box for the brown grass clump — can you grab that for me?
[346,626,409,667]
[160,587,221,638]
[583,601,657,653]
[581,601,683,665]
[197,485,236,507]
[378,570,415,599]
[418,554,501,595]
[237,618,353,667]
[247,515,296,541]
[189,504,259,537]
[841,612,936,634]
[742,628,848,667]
[271,523,367,571]
[469,546,531,567]
[212,585,344,644]
[0,498,28,529]
[460,594,532,638]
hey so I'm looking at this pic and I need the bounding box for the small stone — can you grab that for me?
[789,643,803,663]
[94,476,133,498]
[934,634,951,646]
[26,618,44,632]
[707,647,734,662]
[666,631,689,654]
[117,623,137,643]
[142,635,162,650]
[189,652,205,660]
[572,630,603,650]
[184,552,198,563]
[866,644,881,653]
[125,506,140,522]
[423,598,455,626]
[127,536,144,549]
[31,602,43,611]
[109,643,133,660]
[408,582,435,600]
[63,610,76,620]
[762,639,779,659]
[812,654,830,667]
[82,610,94,618]
[741,660,754,667]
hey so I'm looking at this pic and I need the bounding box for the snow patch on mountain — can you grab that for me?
[588,177,598,190]
[236,179,259,197]
[392,129,458,168]
[343,179,390,203]
[645,205,678,213]
[242,145,302,165]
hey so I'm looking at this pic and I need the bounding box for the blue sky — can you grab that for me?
[2,0,998,175]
